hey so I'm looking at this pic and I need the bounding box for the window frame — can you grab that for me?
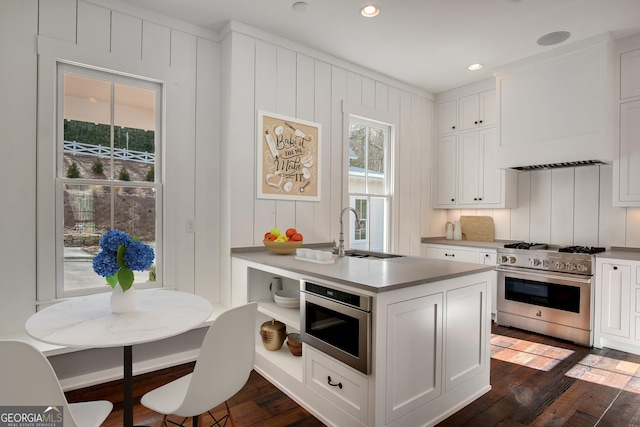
[342,101,398,253]
[54,63,163,299]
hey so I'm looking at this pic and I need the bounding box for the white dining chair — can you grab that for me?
[0,340,113,427]
[141,302,258,427]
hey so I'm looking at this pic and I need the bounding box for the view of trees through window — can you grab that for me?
[65,120,155,153]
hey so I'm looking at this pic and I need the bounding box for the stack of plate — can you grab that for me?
[273,289,300,308]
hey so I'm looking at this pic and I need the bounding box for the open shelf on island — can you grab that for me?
[256,298,300,330]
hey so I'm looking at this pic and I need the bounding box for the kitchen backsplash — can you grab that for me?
[434,164,640,248]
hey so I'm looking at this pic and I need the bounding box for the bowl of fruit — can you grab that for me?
[263,228,304,255]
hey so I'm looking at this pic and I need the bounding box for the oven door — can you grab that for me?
[300,291,371,374]
[496,266,592,345]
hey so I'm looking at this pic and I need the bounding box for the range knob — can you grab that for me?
[509,256,516,264]
[555,261,565,270]
[541,259,550,268]
[500,255,509,264]
[530,258,541,267]
[577,264,588,272]
[566,263,577,271]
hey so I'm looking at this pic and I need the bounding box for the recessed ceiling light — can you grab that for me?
[537,31,571,46]
[292,1,309,13]
[361,4,380,17]
[467,63,484,71]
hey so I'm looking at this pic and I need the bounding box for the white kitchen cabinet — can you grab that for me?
[384,293,442,424]
[305,345,369,426]
[621,48,640,99]
[444,282,487,392]
[594,257,640,355]
[458,90,496,132]
[433,130,516,209]
[434,83,516,209]
[437,99,458,136]
[423,244,498,319]
[480,251,497,316]
[457,129,507,206]
[434,135,458,206]
[613,37,640,206]
[598,262,631,338]
[617,100,640,205]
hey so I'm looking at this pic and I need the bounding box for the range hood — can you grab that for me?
[495,34,614,171]
[510,160,607,171]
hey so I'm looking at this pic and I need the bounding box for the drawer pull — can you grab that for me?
[445,253,455,257]
[327,376,343,389]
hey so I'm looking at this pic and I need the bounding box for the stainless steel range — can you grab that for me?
[496,243,605,346]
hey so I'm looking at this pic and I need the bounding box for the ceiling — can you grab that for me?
[117,0,640,94]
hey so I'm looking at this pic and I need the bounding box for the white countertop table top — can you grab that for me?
[25,288,213,427]
[25,289,213,348]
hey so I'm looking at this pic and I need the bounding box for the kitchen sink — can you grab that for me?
[337,249,404,259]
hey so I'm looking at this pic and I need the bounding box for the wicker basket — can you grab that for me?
[263,240,303,255]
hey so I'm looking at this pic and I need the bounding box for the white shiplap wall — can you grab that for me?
[220,24,434,261]
[1,0,222,336]
[439,164,640,248]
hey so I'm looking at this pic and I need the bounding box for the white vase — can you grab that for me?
[453,221,462,240]
[110,285,138,313]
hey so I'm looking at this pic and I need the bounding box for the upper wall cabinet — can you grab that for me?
[495,34,615,169]
[458,90,496,132]
[614,36,640,207]
[437,99,457,136]
[433,80,517,209]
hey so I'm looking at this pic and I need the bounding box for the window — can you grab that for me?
[57,64,162,297]
[348,116,392,253]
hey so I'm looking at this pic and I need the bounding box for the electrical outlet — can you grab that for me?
[185,219,195,233]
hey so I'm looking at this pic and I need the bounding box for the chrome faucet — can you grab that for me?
[338,207,364,257]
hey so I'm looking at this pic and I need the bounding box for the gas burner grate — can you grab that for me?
[558,246,606,254]
[504,242,548,250]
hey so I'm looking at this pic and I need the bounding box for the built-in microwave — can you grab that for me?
[300,280,372,375]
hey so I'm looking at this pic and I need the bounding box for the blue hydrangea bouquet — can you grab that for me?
[92,230,155,292]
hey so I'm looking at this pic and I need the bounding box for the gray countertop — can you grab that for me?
[232,247,495,293]
[421,237,518,250]
[596,247,640,262]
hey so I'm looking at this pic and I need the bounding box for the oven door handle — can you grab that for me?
[496,266,592,284]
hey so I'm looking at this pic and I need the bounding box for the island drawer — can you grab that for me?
[304,345,369,425]
[424,246,478,263]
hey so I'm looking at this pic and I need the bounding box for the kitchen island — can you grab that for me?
[231,248,495,427]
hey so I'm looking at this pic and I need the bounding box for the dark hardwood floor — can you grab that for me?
[65,323,640,426]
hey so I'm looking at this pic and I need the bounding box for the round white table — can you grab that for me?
[25,289,213,427]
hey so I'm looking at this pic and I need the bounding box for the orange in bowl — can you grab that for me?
[263,240,303,255]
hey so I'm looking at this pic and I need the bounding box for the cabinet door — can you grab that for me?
[479,128,502,205]
[458,94,479,132]
[600,263,631,338]
[621,48,640,99]
[385,293,442,424]
[437,99,457,135]
[434,135,457,206]
[445,282,487,391]
[479,90,496,128]
[458,132,481,205]
[480,251,497,316]
[618,100,640,204]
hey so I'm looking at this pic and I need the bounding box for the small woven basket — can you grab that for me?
[263,240,303,255]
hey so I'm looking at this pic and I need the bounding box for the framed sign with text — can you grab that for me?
[257,110,321,201]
